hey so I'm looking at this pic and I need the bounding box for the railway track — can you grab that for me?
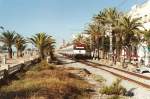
[79,60,150,89]
[60,54,150,89]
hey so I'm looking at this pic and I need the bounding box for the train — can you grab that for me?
[59,43,91,59]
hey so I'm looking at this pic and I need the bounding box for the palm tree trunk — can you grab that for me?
[8,47,12,59]
[17,50,19,57]
[40,48,45,59]
[97,37,100,60]
[93,39,96,59]
[116,37,121,62]
[101,36,105,59]
[128,46,132,63]
[20,51,23,57]
[50,51,54,61]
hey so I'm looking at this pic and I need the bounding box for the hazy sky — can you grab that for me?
[0,0,147,47]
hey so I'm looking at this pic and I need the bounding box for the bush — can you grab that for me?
[100,79,126,95]
[0,63,91,99]
[31,60,55,71]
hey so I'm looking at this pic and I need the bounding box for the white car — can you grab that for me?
[136,66,150,73]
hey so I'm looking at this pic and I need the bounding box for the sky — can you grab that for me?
[0,0,147,48]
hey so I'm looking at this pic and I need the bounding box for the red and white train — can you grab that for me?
[59,43,91,59]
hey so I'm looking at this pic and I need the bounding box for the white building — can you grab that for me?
[128,0,150,30]
[128,1,150,66]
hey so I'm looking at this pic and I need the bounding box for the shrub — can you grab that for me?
[100,79,126,95]
[31,60,55,71]
[0,64,91,99]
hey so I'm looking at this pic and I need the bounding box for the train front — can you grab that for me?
[73,43,87,59]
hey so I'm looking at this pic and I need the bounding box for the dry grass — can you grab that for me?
[0,60,91,99]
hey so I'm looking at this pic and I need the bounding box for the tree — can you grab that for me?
[44,37,56,60]
[28,32,55,60]
[0,31,16,58]
[120,16,142,62]
[93,11,106,59]
[93,8,120,60]
[86,23,103,59]
[73,34,84,44]
[144,30,150,47]
[15,34,26,57]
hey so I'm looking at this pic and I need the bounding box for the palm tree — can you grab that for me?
[87,23,103,59]
[93,11,107,59]
[93,8,121,60]
[28,32,54,59]
[73,34,84,44]
[103,8,121,61]
[0,31,16,58]
[144,30,150,47]
[120,16,143,62]
[45,37,56,60]
[15,34,26,57]
[112,15,123,62]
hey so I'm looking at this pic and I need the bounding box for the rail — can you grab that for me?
[87,61,150,80]
[61,53,150,89]
[80,60,150,89]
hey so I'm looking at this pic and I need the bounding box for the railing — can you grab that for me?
[0,57,39,81]
[8,64,22,74]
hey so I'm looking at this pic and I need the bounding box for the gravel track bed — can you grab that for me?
[58,55,150,99]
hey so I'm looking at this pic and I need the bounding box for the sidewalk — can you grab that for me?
[0,54,39,70]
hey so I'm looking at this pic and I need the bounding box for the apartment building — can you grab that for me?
[128,0,150,30]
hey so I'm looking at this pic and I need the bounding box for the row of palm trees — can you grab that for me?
[0,30,55,60]
[74,7,149,64]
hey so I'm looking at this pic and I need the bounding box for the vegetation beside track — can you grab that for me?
[0,60,92,99]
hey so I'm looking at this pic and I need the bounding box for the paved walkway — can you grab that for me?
[0,53,38,70]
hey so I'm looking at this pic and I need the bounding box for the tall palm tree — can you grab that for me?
[113,15,123,62]
[73,34,84,44]
[144,30,150,47]
[87,23,103,59]
[45,37,56,60]
[93,8,121,60]
[15,34,26,57]
[0,31,16,58]
[28,32,53,59]
[103,8,121,61]
[93,11,107,59]
[120,16,143,62]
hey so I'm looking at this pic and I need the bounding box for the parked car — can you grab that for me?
[136,66,150,73]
